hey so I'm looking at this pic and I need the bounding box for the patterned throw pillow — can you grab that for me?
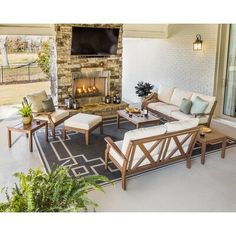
[190,96,209,114]
[179,98,192,114]
[42,97,55,112]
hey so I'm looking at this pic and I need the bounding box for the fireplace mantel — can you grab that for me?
[72,70,111,79]
[80,67,103,73]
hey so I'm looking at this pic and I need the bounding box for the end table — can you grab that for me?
[7,120,48,152]
[196,129,227,164]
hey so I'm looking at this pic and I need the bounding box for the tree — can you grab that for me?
[37,41,50,77]
[0,36,9,66]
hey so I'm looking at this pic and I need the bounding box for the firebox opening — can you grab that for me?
[73,77,107,98]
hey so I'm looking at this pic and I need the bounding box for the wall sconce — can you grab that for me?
[193,34,203,51]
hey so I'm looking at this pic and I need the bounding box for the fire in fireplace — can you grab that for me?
[73,77,106,98]
[72,71,111,102]
[76,84,98,96]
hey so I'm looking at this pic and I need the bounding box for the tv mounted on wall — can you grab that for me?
[71,27,120,56]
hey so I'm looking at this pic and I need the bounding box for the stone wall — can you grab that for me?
[55,24,123,103]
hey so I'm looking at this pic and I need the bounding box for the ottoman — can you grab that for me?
[62,113,103,145]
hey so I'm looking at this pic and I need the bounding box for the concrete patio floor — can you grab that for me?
[0,106,236,211]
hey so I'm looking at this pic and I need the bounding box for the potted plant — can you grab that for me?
[0,167,109,212]
[135,81,154,101]
[19,101,33,125]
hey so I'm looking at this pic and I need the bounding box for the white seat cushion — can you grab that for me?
[190,93,216,114]
[109,140,124,167]
[170,110,208,124]
[36,109,69,123]
[170,88,193,107]
[155,104,179,116]
[157,84,175,103]
[64,113,102,130]
[170,110,193,121]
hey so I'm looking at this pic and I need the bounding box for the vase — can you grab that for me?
[22,116,32,126]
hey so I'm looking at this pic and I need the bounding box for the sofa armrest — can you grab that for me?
[55,104,67,109]
[104,137,127,161]
[142,92,159,109]
[32,111,53,123]
[194,112,211,117]
[32,111,52,116]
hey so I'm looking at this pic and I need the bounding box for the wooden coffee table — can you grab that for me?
[196,129,227,164]
[7,120,48,152]
[117,109,160,129]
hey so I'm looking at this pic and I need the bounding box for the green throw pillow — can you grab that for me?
[42,97,55,112]
[190,96,209,114]
[179,98,192,114]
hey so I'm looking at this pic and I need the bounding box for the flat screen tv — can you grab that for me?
[71,27,120,56]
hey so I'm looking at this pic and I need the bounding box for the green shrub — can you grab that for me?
[0,167,109,212]
[37,42,50,77]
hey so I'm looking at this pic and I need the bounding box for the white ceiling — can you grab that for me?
[0,24,55,36]
[0,24,169,38]
[123,24,169,38]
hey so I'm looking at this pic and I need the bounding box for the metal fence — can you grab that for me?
[0,62,49,84]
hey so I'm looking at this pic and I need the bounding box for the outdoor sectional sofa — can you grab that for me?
[105,118,199,190]
[144,84,217,127]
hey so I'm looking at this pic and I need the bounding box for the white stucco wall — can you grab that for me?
[122,24,218,103]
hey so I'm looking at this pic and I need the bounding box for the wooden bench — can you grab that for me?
[105,119,199,190]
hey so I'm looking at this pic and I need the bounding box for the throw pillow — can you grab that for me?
[42,97,55,112]
[26,90,48,112]
[190,96,209,114]
[179,98,192,114]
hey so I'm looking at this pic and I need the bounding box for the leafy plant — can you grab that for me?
[0,167,109,212]
[135,81,154,97]
[37,41,50,77]
[19,101,32,117]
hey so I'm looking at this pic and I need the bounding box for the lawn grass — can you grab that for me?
[0,53,47,83]
[0,66,47,83]
[0,81,50,105]
[0,53,38,65]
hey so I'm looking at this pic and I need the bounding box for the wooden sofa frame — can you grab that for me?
[105,127,199,190]
[146,100,217,127]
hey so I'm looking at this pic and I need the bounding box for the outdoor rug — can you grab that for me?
[34,118,236,182]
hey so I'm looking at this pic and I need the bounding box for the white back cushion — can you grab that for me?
[122,125,166,154]
[122,126,166,167]
[163,118,199,159]
[164,118,199,132]
[26,90,47,112]
[190,93,216,114]
[170,88,193,107]
[158,84,175,103]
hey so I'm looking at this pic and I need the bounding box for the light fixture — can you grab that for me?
[193,34,203,51]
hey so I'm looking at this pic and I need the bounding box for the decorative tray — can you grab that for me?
[125,107,141,114]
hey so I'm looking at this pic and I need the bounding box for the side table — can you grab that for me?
[196,129,227,164]
[7,120,48,152]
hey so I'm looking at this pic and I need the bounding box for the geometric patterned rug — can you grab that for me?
[34,118,236,183]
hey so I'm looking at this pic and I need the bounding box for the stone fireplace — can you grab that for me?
[55,24,123,106]
[72,70,110,105]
